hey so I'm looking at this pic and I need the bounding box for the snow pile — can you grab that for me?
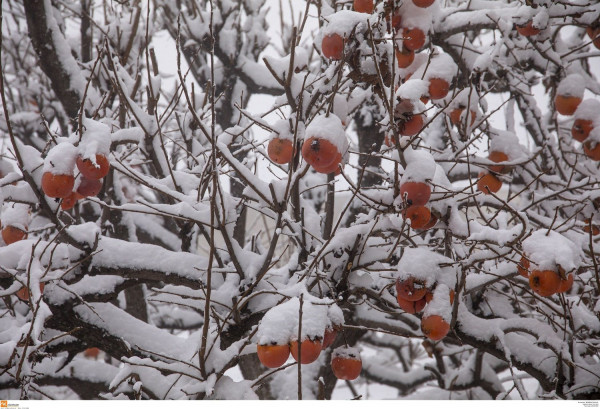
[79,118,112,159]
[321,10,371,38]
[574,99,600,122]
[522,230,582,272]
[396,79,429,101]
[423,52,457,82]
[269,119,294,142]
[256,297,343,345]
[397,248,456,288]
[556,74,585,98]
[401,147,437,183]
[44,142,77,175]
[489,129,528,162]
[1,203,30,230]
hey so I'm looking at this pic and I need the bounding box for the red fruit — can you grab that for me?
[477,172,502,194]
[312,152,342,175]
[395,48,415,68]
[419,212,438,230]
[428,78,449,100]
[449,108,476,127]
[557,274,574,293]
[555,95,582,116]
[516,21,540,37]
[518,256,530,278]
[302,137,340,169]
[399,114,424,136]
[322,328,337,349]
[76,154,110,180]
[572,119,594,142]
[290,338,322,364]
[488,151,509,173]
[322,34,344,60]
[2,226,27,245]
[402,27,426,51]
[529,270,561,297]
[412,0,434,7]
[421,315,450,341]
[400,181,431,206]
[268,138,294,164]
[42,172,75,198]
[16,283,45,302]
[587,26,600,49]
[583,218,600,235]
[386,11,402,33]
[331,354,362,380]
[84,347,100,358]
[396,294,426,314]
[61,191,82,210]
[583,141,600,161]
[257,344,291,368]
[396,276,428,301]
[402,205,431,229]
[77,177,103,197]
[353,0,373,13]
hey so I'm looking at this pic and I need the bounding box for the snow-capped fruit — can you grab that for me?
[77,177,103,198]
[421,315,450,341]
[555,95,582,116]
[583,141,600,161]
[302,137,340,170]
[518,256,530,278]
[412,0,434,7]
[353,0,373,13]
[322,328,337,349]
[449,108,476,127]
[61,191,81,210]
[402,205,431,229]
[396,277,428,301]
[2,225,27,245]
[557,274,574,293]
[571,119,593,142]
[395,48,415,69]
[16,283,45,302]
[477,172,502,194]
[42,172,75,198]
[399,114,424,136]
[290,338,322,364]
[84,347,100,358]
[268,138,294,164]
[428,78,450,100]
[322,34,344,60]
[396,294,426,314]
[331,353,362,380]
[76,154,110,180]
[529,270,561,297]
[400,181,431,206]
[257,344,291,368]
[488,151,509,173]
[402,28,426,51]
[516,21,540,36]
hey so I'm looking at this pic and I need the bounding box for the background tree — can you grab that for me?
[1,0,600,400]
